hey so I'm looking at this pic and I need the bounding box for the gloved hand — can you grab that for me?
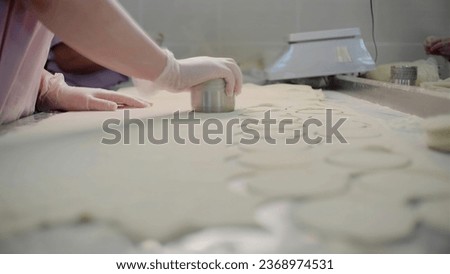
[25,0,243,94]
[37,71,150,112]
[424,36,450,59]
[153,50,243,96]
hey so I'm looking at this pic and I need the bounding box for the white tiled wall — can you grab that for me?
[119,0,450,66]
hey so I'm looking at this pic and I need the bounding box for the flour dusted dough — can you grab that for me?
[420,77,450,92]
[239,109,299,121]
[417,199,450,233]
[365,59,440,85]
[238,152,310,169]
[237,120,302,141]
[244,168,348,198]
[164,226,278,253]
[0,222,136,253]
[325,146,411,170]
[243,106,284,113]
[317,124,381,140]
[423,114,450,152]
[238,141,309,153]
[291,196,416,243]
[295,107,346,115]
[243,83,325,101]
[354,170,450,202]
[0,138,264,242]
[238,142,311,169]
[1,82,449,253]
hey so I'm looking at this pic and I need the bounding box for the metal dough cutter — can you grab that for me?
[265,28,375,87]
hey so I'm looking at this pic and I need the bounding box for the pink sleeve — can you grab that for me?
[22,0,167,81]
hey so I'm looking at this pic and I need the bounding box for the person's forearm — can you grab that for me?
[24,0,166,80]
[53,43,105,74]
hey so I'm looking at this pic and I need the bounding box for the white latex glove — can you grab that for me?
[25,0,243,95]
[153,50,243,96]
[37,71,150,112]
[132,77,160,97]
[23,0,167,80]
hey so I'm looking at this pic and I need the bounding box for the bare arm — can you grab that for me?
[52,43,105,74]
[24,0,166,80]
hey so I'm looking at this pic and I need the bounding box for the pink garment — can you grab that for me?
[0,0,242,125]
[46,37,129,89]
[0,0,53,124]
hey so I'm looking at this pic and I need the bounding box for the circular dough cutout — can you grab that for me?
[423,114,450,152]
[313,118,380,139]
[317,127,381,140]
[239,111,296,120]
[238,145,310,169]
[291,197,416,243]
[417,199,450,233]
[295,107,345,115]
[326,146,411,170]
[238,141,309,154]
[238,124,303,143]
[355,170,450,201]
[244,169,348,198]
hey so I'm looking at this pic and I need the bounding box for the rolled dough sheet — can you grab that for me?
[295,107,346,115]
[1,82,448,252]
[254,201,336,253]
[0,137,264,242]
[291,196,416,244]
[236,122,303,141]
[164,226,278,253]
[354,169,450,202]
[316,123,382,140]
[237,145,311,169]
[420,77,450,92]
[241,84,325,102]
[417,199,450,234]
[239,111,299,121]
[422,114,450,152]
[238,140,309,153]
[325,146,411,171]
[243,168,348,199]
[242,106,284,113]
[0,222,136,254]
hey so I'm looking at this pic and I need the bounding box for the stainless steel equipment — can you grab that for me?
[265,28,375,82]
[390,66,418,86]
[191,79,235,113]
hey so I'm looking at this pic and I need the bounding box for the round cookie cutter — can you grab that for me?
[191,79,235,113]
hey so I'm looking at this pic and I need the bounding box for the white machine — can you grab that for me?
[265,28,375,82]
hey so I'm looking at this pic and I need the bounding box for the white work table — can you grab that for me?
[0,84,449,253]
